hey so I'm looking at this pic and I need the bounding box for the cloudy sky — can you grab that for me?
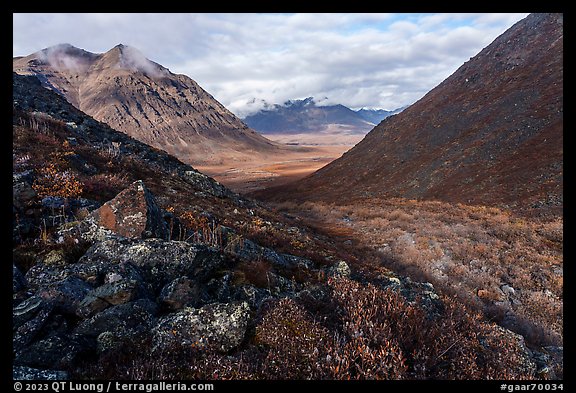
[13,13,528,117]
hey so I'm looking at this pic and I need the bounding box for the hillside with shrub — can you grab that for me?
[12,71,562,380]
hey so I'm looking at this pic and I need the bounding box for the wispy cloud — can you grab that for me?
[13,13,528,117]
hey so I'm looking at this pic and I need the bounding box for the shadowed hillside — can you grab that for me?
[256,13,563,218]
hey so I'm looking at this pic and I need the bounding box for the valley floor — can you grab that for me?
[265,198,563,349]
[196,135,361,193]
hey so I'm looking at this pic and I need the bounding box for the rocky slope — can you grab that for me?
[257,13,563,217]
[13,63,561,379]
[243,96,403,135]
[13,44,279,166]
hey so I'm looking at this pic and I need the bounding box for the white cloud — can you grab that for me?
[13,13,529,117]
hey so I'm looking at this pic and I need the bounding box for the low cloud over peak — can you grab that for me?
[35,43,97,73]
[111,44,169,78]
[14,13,529,117]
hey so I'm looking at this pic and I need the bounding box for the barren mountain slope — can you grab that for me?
[257,13,563,216]
[14,44,279,166]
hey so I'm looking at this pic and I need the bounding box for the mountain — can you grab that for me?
[356,107,406,125]
[257,13,563,216]
[13,43,279,166]
[243,97,403,135]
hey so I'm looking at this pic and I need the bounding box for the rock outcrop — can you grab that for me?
[13,182,282,372]
[87,180,169,240]
[153,301,251,353]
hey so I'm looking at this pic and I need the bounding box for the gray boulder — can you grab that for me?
[13,305,52,353]
[14,334,86,369]
[326,261,351,278]
[153,301,250,353]
[76,279,144,318]
[13,366,68,380]
[159,277,201,310]
[484,326,537,377]
[13,296,45,328]
[13,265,26,293]
[25,265,73,292]
[227,238,313,270]
[231,284,270,309]
[86,180,169,240]
[37,276,92,314]
[78,238,224,292]
[74,299,157,340]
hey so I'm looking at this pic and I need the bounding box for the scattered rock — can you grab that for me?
[13,182,37,210]
[56,215,117,244]
[13,296,46,327]
[87,180,170,240]
[74,299,157,340]
[386,276,402,287]
[483,326,537,377]
[420,282,440,300]
[13,305,53,353]
[552,265,563,276]
[13,265,27,293]
[77,280,143,318]
[327,261,351,278]
[42,249,69,267]
[228,237,313,270]
[153,301,250,353]
[204,273,233,304]
[531,346,563,379]
[232,284,269,308]
[37,276,92,314]
[477,289,490,299]
[501,284,516,296]
[41,196,101,212]
[14,334,86,369]
[180,169,232,199]
[95,330,144,353]
[13,366,68,380]
[13,214,37,242]
[267,272,297,296]
[78,238,224,292]
[158,277,201,310]
[13,170,35,185]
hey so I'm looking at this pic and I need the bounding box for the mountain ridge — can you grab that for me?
[243,96,404,135]
[255,13,563,217]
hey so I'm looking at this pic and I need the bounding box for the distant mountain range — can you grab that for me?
[243,97,405,135]
[13,43,279,166]
[257,13,563,215]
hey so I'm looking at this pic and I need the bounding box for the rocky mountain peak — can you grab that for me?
[98,44,169,78]
[33,43,98,74]
[14,44,279,167]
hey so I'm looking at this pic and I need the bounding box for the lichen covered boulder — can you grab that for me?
[87,180,169,240]
[77,238,224,292]
[152,301,250,353]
